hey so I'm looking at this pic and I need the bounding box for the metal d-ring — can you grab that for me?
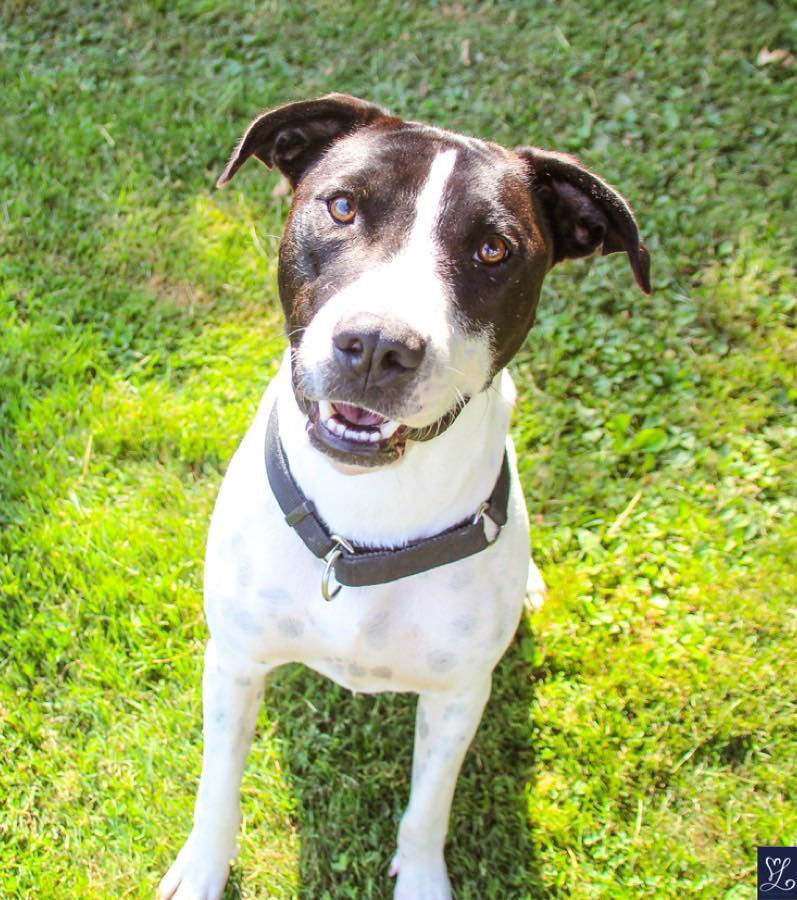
[473,500,501,546]
[321,534,354,602]
[472,501,490,525]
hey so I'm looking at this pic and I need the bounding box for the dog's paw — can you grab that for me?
[158,833,232,900]
[524,560,546,612]
[390,851,452,900]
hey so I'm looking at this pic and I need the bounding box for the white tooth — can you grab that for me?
[368,431,380,443]
[379,420,401,439]
[329,419,347,437]
[318,400,333,421]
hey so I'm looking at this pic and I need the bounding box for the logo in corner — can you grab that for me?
[759,847,797,899]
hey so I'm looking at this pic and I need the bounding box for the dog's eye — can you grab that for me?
[328,195,356,224]
[475,234,510,265]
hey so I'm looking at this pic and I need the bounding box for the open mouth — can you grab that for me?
[307,400,409,466]
[319,400,402,444]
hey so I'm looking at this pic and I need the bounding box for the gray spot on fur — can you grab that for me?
[238,561,252,588]
[278,617,304,638]
[427,650,457,673]
[348,662,367,677]
[362,609,391,648]
[491,618,508,645]
[257,588,292,606]
[444,703,464,720]
[231,533,252,587]
[235,675,252,687]
[371,666,393,679]
[450,614,477,637]
[417,707,429,741]
[231,608,264,634]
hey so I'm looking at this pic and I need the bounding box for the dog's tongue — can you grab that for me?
[333,402,387,427]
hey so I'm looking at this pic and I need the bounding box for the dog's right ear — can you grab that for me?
[216,93,392,189]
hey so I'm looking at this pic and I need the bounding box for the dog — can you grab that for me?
[158,93,649,900]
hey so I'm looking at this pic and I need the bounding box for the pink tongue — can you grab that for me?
[334,403,387,427]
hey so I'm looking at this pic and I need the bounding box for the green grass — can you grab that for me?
[1,1,796,897]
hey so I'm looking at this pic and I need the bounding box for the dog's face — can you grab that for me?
[281,129,548,464]
[218,94,650,467]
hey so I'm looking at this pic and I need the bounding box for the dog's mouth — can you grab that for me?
[306,400,410,467]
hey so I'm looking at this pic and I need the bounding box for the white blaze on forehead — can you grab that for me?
[407,147,458,250]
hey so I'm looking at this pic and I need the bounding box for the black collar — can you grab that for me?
[265,403,511,599]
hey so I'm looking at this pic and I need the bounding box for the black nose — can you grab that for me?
[333,327,426,387]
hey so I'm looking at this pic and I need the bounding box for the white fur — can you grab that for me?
[159,151,545,900]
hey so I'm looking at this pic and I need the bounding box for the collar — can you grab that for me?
[265,403,511,600]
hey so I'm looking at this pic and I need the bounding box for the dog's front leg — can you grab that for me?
[158,639,270,900]
[391,677,492,900]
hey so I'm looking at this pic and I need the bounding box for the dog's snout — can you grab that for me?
[333,327,426,387]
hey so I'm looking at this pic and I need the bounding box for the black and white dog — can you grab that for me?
[159,94,649,900]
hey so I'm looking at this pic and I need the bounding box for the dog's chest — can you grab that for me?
[208,517,524,694]
[204,430,527,694]
[302,564,524,693]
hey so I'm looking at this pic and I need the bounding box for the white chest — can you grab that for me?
[203,364,531,695]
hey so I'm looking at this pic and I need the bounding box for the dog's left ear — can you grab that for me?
[516,146,651,293]
[217,93,392,189]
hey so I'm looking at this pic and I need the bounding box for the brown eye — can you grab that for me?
[476,234,509,265]
[328,195,356,224]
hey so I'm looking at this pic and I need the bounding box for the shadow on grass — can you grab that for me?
[236,615,541,899]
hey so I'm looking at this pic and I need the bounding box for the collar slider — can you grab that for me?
[285,499,316,528]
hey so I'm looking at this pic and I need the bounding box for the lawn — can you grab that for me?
[1,1,795,897]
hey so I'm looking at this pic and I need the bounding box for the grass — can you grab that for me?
[1,1,796,897]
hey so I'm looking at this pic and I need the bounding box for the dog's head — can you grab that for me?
[218,93,650,467]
